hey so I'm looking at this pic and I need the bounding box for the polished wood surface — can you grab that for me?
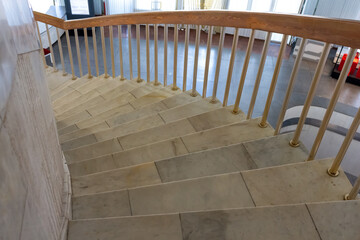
[34,10,360,48]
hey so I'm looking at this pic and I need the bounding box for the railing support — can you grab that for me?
[308,48,357,160]
[92,27,99,77]
[210,27,225,103]
[328,107,360,177]
[118,25,126,80]
[146,24,150,83]
[345,174,360,200]
[164,24,168,86]
[45,24,57,72]
[289,43,331,147]
[274,38,308,134]
[191,25,201,97]
[258,34,288,125]
[36,22,47,68]
[172,24,179,90]
[203,26,213,98]
[247,32,272,119]
[56,28,66,76]
[74,29,83,77]
[100,26,109,78]
[223,28,239,106]
[136,24,143,82]
[109,25,115,78]
[128,24,133,80]
[183,24,190,91]
[83,27,92,78]
[65,30,76,80]
[154,24,160,86]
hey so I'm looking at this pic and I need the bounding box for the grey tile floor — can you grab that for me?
[47,25,360,128]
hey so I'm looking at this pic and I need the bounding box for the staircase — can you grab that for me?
[44,65,360,239]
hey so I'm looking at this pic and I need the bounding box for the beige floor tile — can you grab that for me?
[129,84,155,98]
[52,89,82,107]
[68,214,183,240]
[56,111,92,129]
[61,134,98,151]
[130,90,174,109]
[307,200,360,240]
[59,122,110,143]
[74,77,110,94]
[68,138,188,177]
[180,204,320,240]
[129,173,254,215]
[242,158,353,206]
[156,144,256,182]
[181,118,274,153]
[72,190,131,219]
[98,82,138,100]
[161,90,202,108]
[118,119,196,150]
[243,133,308,168]
[72,162,161,196]
[64,138,122,163]
[58,124,79,136]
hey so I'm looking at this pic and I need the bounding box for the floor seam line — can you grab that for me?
[178,213,186,240]
[305,204,324,240]
[239,172,257,207]
[179,137,191,153]
[126,189,133,216]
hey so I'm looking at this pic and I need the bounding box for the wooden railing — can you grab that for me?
[34,10,360,199]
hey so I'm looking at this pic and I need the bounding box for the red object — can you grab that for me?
[338,53,347,71]
[350,52,359,75]
[103,2,106,15]
[43,48,50,55]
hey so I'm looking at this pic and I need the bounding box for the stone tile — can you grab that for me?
[58,124,79,136]
[106,101,168,127]
[68,214,183,240]
[180,204,320,240]
[130,84,155,98]
[61,134,98,151]
[307,200,360,240]
[59,122,109,143]
[52,90,82,108]
[243,133,308,168]
[76,103,134,129]
[64,138,123,163]
[93,80,123,95]
[118,119,196,150]
[72,162,161,196]
[129,173,254,215]
[86,92,136,116]
[72,190,131,219]
[159,98,221,123]
[187,106,246,131]
[56,111,92,129]
[156,144,256,182]
[74,77,110,94]
[181,118,274,153]
[94,114,164,142]
[68,138,188,177]
[242,158,353,206]
[98,82,138,100]
[130,90,174,109]
[161,90,201,108]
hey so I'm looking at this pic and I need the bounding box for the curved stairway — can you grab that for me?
[45,67,359,240]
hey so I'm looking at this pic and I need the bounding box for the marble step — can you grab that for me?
[59,96,221,143]
[64,116,271,163]
[58,90,203,136]
[45,68,73,91]
[62,105,247,152]
[70,133,308,196]
[68,200,360,240]
[71,158,352,219]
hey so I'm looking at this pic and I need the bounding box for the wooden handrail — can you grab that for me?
[34,10,360,48]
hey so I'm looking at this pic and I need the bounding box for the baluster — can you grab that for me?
[65,30,76,80]
[258,34,288,126]
[36,22,47,68]
[154,24,160,86]
[109,25,115,78]
[345,174,360,200]
[289,43,331,147]
[308,48,357,160]
[191,25,201,97]
[164,24,168,86]
[100,26,109,78]
[247,32,272,119]
[136,24,143,82]
[203,26,213,98]
[128,24,133,80]
[92,27,100,77]
[232,30,255,111]
[45,24,57,71]
[275,38,308,134]
[74,29,83,77]
[223,28,239,106]
[210,27,225,103]
[172,24,179,90]
[328,106,360,177]
[118,25,126,80]
[146,24,150,83]
[183,24,190,91]
[56,28,66,76]
[83,28,92,78]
